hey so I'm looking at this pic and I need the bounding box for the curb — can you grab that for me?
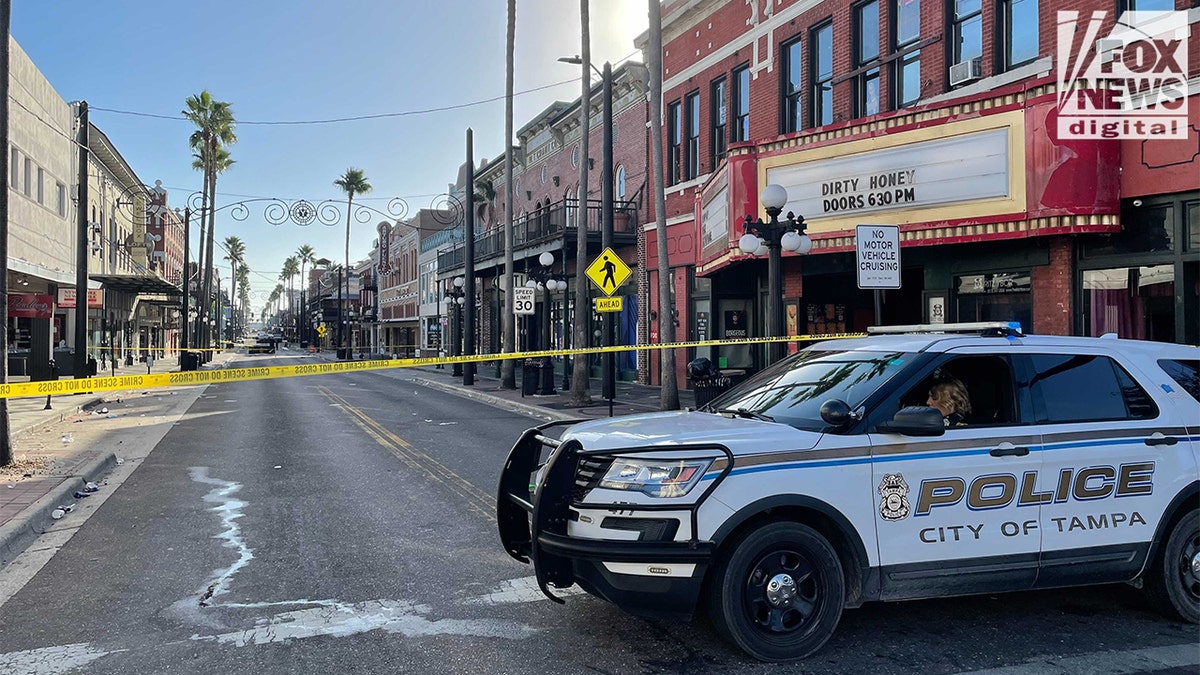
[0,451,118,566]
[411,377,578,423]
[12,394,107,438]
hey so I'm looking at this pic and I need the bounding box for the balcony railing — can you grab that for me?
[438,198,637,272]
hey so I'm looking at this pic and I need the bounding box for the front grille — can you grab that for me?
[572,455,612,502]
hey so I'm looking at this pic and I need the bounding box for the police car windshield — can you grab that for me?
[710,350,909,431]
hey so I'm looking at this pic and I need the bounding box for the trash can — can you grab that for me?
[687,357,732,409]
[521,360,539,396]
[88,356,98,376]
[336,348,348,360]
[180,351,199,372]
[692,375,733,408]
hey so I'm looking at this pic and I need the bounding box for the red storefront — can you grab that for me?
[642,0,1199,386]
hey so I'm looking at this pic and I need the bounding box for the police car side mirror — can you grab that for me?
[877,406,945,437]
[819,399,853,429]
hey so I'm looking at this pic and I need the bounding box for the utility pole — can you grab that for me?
[601,62,615,410]
[181,208,190,360]
[74,102,89,379]
[0,0,12,465]
[464,129,475,386]
[648,0,679,409]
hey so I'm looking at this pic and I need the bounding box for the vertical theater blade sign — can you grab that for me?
[377,222,392,275]
[1057,9,1189,140]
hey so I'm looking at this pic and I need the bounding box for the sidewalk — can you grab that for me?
[0,350,237,567]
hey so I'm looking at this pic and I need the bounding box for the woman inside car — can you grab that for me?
[927,378,972,426]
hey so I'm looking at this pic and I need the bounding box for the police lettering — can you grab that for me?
[1050,511,1147,532]
[915,462,1154,515]
[919,523,983,543]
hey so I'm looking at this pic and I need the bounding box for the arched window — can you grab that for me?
[616,166,627,200]
[565,188,575,230]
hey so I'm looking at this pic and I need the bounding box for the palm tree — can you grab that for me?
[501,0,518,389]
[647,0,679,409]
[569,0,592,406]
[266,287,280,328]
[334,168,372,355]
[223,235,245,335]
[473,179,497,227]
[238,267,251,332]
[280,256,300,338]
[183,90,236,351]
[295,244,315,342]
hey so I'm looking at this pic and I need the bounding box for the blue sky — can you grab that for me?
[13,0,648,307]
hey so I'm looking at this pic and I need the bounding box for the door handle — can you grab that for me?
[1145,433,1179,447]
[990,442,1030,457]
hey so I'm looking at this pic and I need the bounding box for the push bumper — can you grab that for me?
[496,422,730,619]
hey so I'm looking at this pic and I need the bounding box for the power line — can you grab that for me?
[90,78,578,126]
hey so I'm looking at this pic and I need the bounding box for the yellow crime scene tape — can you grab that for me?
[2,332,865,400]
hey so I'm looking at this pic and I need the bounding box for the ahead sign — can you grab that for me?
[856,224,901,289]
[513,287,536,315]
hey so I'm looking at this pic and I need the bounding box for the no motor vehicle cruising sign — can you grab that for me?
[857,224,901,289]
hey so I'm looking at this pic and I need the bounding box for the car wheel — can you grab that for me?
[1147,509,1200,624]
[708,521,844,662]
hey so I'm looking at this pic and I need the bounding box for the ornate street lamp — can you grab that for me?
[741,184,812,364]
[444,276,465,377]
[526,251,564,395]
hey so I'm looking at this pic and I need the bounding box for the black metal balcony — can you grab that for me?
[437,198,638,274]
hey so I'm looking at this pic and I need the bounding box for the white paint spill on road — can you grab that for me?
[464,576,587,606]
[189,599,538,647]
[188,467,252,602]
[0,643,123,675]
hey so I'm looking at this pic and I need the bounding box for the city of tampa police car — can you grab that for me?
[497,323,1200,662]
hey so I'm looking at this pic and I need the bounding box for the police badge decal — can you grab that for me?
[878,473,910,521]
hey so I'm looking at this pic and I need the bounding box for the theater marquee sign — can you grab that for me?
[758,111,1022,234]
[766,128,1010,221]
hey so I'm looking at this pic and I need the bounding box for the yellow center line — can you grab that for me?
[317,386,495,522]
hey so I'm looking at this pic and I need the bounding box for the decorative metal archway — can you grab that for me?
[107,181,467,358]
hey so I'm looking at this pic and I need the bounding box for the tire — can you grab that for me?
[1147,509,1200,624]
[707,521,845,662]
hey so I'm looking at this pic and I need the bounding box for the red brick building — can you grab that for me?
[442,62,652,383]
[641,0,1199,386]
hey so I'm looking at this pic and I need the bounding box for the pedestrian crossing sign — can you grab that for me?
[585,247,630,297]
[317,325,327,338]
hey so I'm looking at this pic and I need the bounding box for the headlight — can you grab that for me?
[598,458,713,498]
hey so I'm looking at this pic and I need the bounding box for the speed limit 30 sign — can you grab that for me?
[513,287,536,315]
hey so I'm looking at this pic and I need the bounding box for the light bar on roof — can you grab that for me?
[866,321,1024,336]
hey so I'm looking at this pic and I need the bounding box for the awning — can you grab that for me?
[90,274,182,304]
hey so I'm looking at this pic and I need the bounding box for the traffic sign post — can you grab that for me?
[513,286,536,354]
[585,247,628,408]
[513,287,535,315]
[595,297,623,312]
[585,247,630,296]
[856,224,901,326]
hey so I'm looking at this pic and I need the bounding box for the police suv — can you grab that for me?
[497,323,1200,662]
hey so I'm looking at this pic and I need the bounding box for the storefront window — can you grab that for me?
[1084,203,1174,256]
[1082,265,1175,342]
[955,272,1031,331]
[1186,200,1198,251]
[1079,195,1197,345]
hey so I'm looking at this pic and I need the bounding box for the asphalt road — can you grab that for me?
[0,356,1195,675]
